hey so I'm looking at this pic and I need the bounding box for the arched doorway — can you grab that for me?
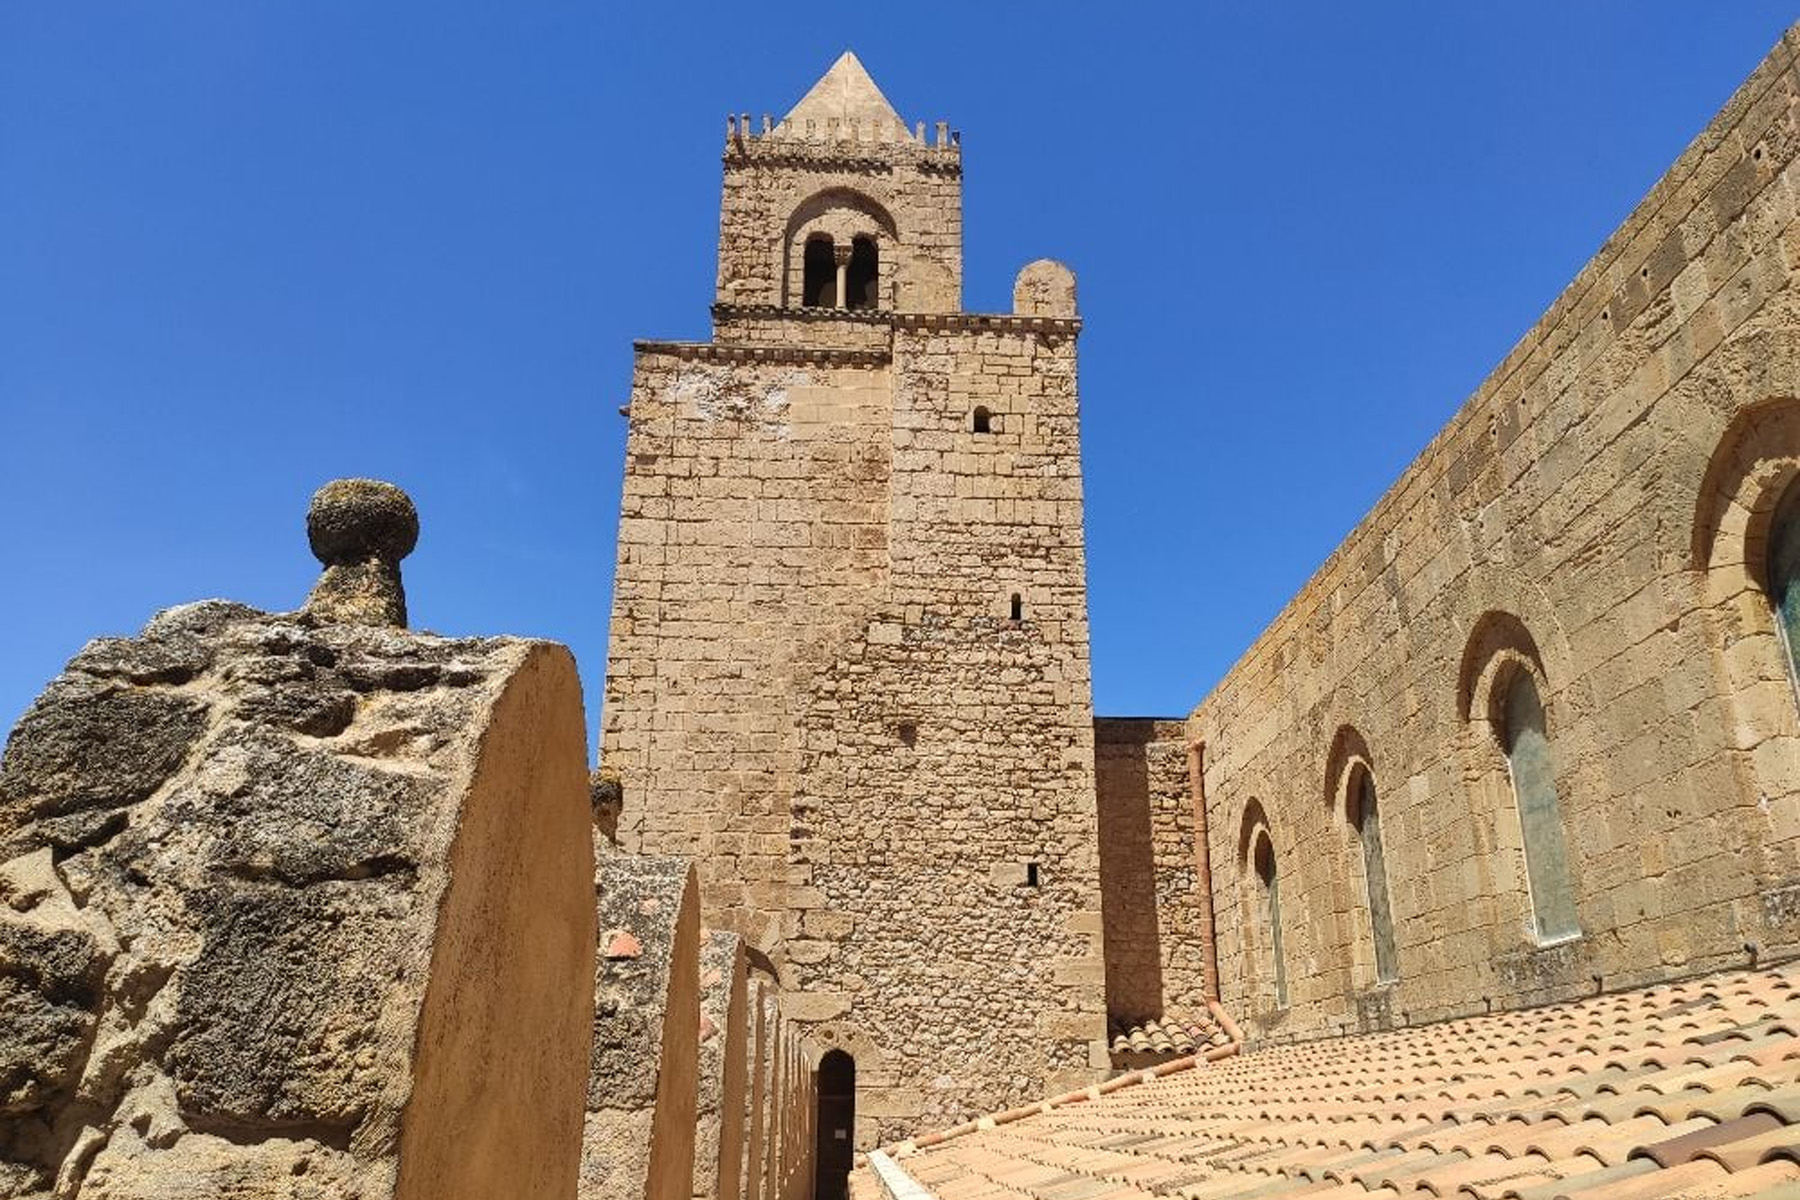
[814,1050,855,1200]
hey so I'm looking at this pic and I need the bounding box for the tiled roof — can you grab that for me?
[878,962,1800,1200]
[1109,1014,1232,1060]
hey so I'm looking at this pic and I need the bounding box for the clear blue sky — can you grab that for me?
[2,3,1796,739]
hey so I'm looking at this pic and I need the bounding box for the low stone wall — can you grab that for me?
[582,859,818,1200]
[696,932,749,1200]
[0,479,834,1200]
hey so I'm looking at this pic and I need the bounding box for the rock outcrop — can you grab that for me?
[0,482,595,1199]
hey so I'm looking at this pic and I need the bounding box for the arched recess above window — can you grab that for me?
[1461,613,1580,946]
[784,188,898,310]
[1238,801,1288,1010]
[1325,727,1397,985]
[1690,396,1800,774]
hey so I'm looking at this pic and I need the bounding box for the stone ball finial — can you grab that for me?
[308,478,419,567]
[302,479,417,627]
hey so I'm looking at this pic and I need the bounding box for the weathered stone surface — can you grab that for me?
[0,681,207,856]
[1094,719,1207,1029]
[582,854,700,1200]
[694,931,747,1200]
[0,600,595,1199]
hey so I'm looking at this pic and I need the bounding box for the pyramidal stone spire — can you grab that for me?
[782,50,903,130]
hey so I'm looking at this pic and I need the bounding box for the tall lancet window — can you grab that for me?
[1352,768,1399,984]
[1769,479,1800,701]
[1252,830,1288,1008]
[1502,671,1579,943]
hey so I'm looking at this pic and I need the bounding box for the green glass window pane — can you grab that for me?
[1769,482,1800,690]
[1504,673,1580,942]
[1267,867,1288,1008]
[1359,775,1399,983]
[1257,838,1288,1009]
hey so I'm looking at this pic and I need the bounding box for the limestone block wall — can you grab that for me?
[0,601,596,1199]
[1194,24,1800,1043]
[603,309,1109,1140]
[787,318,1107,1140]
[1094,718,1208,1021]
[603,346,895,953]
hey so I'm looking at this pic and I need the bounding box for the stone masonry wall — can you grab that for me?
[1094,718,1207,1023]
[715,132,963,316]
[603,313,1108,1141]
[788,319,1107,1141]
[603,349,893,957]
[1195,25,1800,1044]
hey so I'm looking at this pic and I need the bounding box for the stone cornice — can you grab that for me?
[710,304,1082,338]
[633,340,891,367]
[723,141,961,177]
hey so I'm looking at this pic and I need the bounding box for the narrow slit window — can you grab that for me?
[1503,671,1580,943]
[803,235,837,308]
[972,406,992,434]
[1025,862,1040,887]
[1009,593,1023,621]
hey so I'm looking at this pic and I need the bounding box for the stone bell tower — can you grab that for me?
[601,51,1108,1148]
[714,51,963,316]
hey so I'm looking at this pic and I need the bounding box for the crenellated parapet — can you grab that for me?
[723,113,962,176]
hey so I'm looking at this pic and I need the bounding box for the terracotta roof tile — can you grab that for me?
[884,964,1800,1200]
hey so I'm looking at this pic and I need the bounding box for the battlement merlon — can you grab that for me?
[726,112,963,159]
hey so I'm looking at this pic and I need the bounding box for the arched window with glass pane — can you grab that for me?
[1351,767,1399,983]
[1252,830,1289,1008]
[1768,478,1800,698]
[1502,671,1579,943]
